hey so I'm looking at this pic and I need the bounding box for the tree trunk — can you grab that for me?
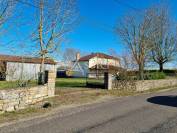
[39,0,44,73]
[159,63,163,72]
[38,54,45,85]
[138,63,144,80]
[40,54,45,72]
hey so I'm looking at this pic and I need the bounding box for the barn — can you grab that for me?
[0,54,56,81]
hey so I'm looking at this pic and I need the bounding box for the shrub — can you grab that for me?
[144,69,177,76]
[144,72,166,80]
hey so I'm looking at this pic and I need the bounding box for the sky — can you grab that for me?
[67,0,177,55]
[1,0,177,65]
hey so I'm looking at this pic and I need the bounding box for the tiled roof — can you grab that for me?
[78,53,119,61]
[0,54,56,64]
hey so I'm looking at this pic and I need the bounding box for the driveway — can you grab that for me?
[1,89,177,133]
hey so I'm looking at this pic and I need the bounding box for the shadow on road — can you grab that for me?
[147,96,177,107]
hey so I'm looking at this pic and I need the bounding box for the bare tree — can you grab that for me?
[120,51,137,70]
[0,0,16,48]
[108,48,119,58]
[0,0,16,80]
[63,48,80,62]
[148,5,177,72]
[32,0,78,73]
[108,48,136,69]
[116,11,152,80]
[0,0,16,26]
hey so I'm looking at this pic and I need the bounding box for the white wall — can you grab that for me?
[72,57,120,78]
[6,62,56,81]
[72,61,89,77]
[89,57,120,68]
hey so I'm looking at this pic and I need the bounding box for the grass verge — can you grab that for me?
[143,85,177,93]
[0,85,177,124]
[0,88,107,124]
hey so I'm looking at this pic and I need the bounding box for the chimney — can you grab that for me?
[76,52,80,61]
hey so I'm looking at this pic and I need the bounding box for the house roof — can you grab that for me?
[0,54,56,65]
[78,53,120,62]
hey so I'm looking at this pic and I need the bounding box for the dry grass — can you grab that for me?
[142,85,177,93]
[0,85,176,124]
[108,90,137,97]
[47,88,108,107]
[0,108,42,123]
[0,88,107,124]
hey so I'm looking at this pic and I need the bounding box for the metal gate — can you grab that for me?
[86,72,105,89]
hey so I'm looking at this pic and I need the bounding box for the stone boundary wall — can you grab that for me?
[136,79,177,91]
[112,80,136,91]
[109,76,177,92]
[0,71,56,112]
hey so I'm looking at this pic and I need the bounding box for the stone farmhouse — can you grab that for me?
[0,54,56,81]
[72,53,121,77]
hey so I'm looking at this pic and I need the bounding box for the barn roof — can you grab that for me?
[0,54,56,65]
[78,53,119,62]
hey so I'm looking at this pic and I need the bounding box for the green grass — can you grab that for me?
[86,78,104,85]
[0,80,38,90]
[55,78,105,88]
[0,78,87,89]
[0,81,17,89]
[55,78,87,88]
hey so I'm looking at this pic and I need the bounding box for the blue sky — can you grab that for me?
[1,0,177,63]
[67,0,175,54]
[63,0,177,59]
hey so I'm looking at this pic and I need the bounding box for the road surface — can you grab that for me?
[1,89,177,133]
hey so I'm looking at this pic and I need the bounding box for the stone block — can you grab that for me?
[0,70,56,112]
[6,106,15,112]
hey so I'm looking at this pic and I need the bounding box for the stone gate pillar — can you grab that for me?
[47,70,56,97]
[104,72,112,90]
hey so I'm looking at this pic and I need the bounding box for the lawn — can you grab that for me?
[0,78,87,89]
[86,78,104,88]
[0,80,38,90]
[0,78,104,89]
[0,81,17,89]
[55,78,87,88]
[55,78,105,88]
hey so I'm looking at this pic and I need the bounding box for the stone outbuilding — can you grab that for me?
[0,54,56,81]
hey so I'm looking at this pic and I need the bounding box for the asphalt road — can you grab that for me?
[1,89,177,133]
